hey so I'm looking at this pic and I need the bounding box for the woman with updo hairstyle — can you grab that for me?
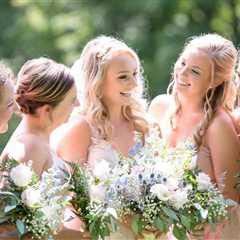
[149,33,240,239]
[1,57,78,174]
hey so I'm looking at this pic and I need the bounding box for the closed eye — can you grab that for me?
[7,101,14,108]
[192,69,200,75]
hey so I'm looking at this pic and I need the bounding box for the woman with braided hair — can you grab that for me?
[149,33,240,239]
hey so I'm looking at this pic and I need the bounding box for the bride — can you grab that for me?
[52,35,152,239]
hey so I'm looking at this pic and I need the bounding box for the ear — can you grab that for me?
[35,104,52,118]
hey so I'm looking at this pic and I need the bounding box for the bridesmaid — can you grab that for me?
[149,34,240,239]
[0,62,15,135]
[51,35,151,239]
[0,62,15,239]
[0,57,80,239]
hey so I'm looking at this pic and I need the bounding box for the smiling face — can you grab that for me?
[0,80,14,133]
[101,51,138,107]
[174,48,212,99]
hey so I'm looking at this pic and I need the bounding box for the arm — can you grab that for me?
[206,111,240,201]
[51,116,91,165]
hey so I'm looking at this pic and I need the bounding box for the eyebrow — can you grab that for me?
[118,69,137,74]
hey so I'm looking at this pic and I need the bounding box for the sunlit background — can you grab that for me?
[0,0,240,152]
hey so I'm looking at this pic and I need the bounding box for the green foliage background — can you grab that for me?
[0,0,240,153]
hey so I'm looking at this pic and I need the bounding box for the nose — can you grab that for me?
[178,65,188,77]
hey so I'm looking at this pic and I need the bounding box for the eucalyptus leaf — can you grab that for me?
[16,219,26,236]
[154,217,168,233]
[131,215,143,235]
[162,206,179,221]
[173,225,187,240]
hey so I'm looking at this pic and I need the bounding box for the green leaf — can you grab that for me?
[4,204,17,213]
[162,206,179,221]
[16,219,26,236]
[180,215,192,230]
[173,225,187,240]
[154,217,168,233]
[131,215,143,235]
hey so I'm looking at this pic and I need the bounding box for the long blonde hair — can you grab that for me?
[168,34,237,149]
[71,36,149,139]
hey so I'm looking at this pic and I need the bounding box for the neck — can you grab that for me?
[178,94,203,115]
[21,115,51,142]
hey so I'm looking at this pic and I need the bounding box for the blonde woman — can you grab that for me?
[0,57,79,239]
[149,34,240,239]
[52,36,150,239]
[0,62,15,135]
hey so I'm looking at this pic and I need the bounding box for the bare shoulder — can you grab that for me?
[207,110,237,135]
[206,109,240,148]
[52,115,91,164]
[1,134,50,175]
[148,94,173,121]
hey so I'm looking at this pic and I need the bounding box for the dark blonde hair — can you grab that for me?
[168,34,237,149]
[15,57,74,114]
[71,35,149,139]
[0,62,15,104]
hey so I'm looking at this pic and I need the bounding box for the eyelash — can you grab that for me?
[119,72,138,80]
[180,61,200,76]
[191,69,200,75]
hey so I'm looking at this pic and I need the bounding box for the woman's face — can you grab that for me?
[101,51,138,107]
[174,48,212,99]
[51,84,78,129]
[0,81,14,134]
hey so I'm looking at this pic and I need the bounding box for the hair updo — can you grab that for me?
[15,57,74,114]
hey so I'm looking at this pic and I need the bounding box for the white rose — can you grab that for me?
[189,155,198,169]
[106,207,118,219]
[21,187,41,208]
[93,160,111,181]
[171,190,188,209]
[150,184,172,201]
[197,172,212,191]
[90,183,106,202]
[10,163,33,187]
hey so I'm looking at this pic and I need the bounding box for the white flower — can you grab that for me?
[10,163,33,187]
[89,183,106,202]
[197,172,212,191]
[189,155,198,169]
[93,160,111,181]
[150,184,172,201]
[21,187,41,208]
[171,190,188,209]
[106,207,118,219]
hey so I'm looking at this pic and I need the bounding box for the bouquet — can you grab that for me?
[0,158,70,239]
[63,162,118,240]
[102,128,235,240]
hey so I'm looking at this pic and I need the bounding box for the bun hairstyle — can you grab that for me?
[15,57,74,114]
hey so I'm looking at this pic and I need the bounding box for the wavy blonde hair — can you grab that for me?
[167,34,237,149]
[71,36,149,139]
